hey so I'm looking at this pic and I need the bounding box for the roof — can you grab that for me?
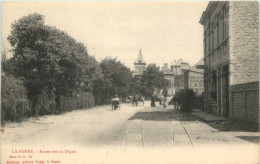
[199,2,218,25]
[188,58,204,74]
[134,49,146,64]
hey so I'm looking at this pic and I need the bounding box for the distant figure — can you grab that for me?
[133,95,138,106]
[162,90,168,108]
[151,95,156,107]
[112,94,120,110]
[112,94,119,101]
[138,95,144,106]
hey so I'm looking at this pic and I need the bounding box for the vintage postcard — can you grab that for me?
[1,1,259,164]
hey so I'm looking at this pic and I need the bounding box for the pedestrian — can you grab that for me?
[132,95,135,106]
[151,95,156,107]
[135,95,139,106]
[162,90,167,108]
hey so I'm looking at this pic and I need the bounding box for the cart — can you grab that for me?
[111,99,120,110]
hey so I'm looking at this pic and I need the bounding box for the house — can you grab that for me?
[198,1,259,126]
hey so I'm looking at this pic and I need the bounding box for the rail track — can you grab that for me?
[167,109,195,149]
[122,111,150,149]
[122,119,133,148]
[180,120,195,149]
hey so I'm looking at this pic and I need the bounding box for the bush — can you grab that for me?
[174,89,195,113]
[181,89,195,112]
[1,75,31,121]
[34,89,57,115]
[1,75,95,122]
[58,92,95,112]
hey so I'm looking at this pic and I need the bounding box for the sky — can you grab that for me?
[2,1,208,71]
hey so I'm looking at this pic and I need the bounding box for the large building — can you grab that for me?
[161,59,192,96]
[199,2,259,125]
[161,63,175,96]
[134,49,146,77]
[174,59,204,96]
[184,60,204,96]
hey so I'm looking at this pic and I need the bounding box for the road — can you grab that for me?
[1,102,259,164]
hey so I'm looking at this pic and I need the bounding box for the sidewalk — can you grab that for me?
[191,111,228,122]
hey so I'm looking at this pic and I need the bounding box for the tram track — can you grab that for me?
[122,110,150,149]
[169,118,174,149]
[122,119,133,148]
[141,111,150,149]
[180,120,195,149]
[166,108,195,149]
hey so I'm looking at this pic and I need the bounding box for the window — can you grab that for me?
[204,40,206,58]
[224,3,229,39]
[213,19,218,49]
[210,32,213,53]
[211,70,217,102]
[219,14,224,43]
[206,35,210,55]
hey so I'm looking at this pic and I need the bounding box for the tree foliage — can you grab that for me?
[1,75,30,121]
[140,64,169,97]
[6,13,102,115]
[93,57,133,104]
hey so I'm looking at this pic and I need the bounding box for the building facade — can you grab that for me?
[162,59,191,96]
[199,2,259,125]
[161,63,175,96]
[174,59,204,96]
[173,59,191,93]
[184,60,204,96]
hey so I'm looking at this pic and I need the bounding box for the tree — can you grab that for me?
[7,13,103,114]
[94,57,133,104]
[140,64,169,98]
[130,76,142,95]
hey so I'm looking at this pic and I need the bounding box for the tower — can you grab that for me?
[134,49,146,77]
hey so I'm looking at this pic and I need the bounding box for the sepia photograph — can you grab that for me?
[1,1,259,164]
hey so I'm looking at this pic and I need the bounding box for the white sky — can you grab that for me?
[2,1,208,70]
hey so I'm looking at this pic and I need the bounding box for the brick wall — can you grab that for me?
[228,2,259,127]
[230,82,259,126]
[229,1,259,85]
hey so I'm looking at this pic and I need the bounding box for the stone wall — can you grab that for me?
[229,82,259,126]
[229,1,259,85]
[228,2,259,126]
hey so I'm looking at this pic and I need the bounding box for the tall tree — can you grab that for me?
[7,13,103,114]
[140,64,169,97]
[94,57,133,103]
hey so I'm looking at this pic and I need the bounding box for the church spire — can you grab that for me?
[134,49,146,64]
[134,49,146,77]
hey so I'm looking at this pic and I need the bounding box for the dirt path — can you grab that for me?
[1,102,259,164]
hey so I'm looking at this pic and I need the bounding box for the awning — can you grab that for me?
[196,65,208,69]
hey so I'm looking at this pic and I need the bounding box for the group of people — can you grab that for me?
[151,90,171,108]
[111,91,175,109]
[128,95,144,106]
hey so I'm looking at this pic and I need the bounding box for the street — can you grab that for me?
[1,102,259,164]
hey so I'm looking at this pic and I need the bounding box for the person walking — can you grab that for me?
[151,95,156,107]
[162,90,167,108]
